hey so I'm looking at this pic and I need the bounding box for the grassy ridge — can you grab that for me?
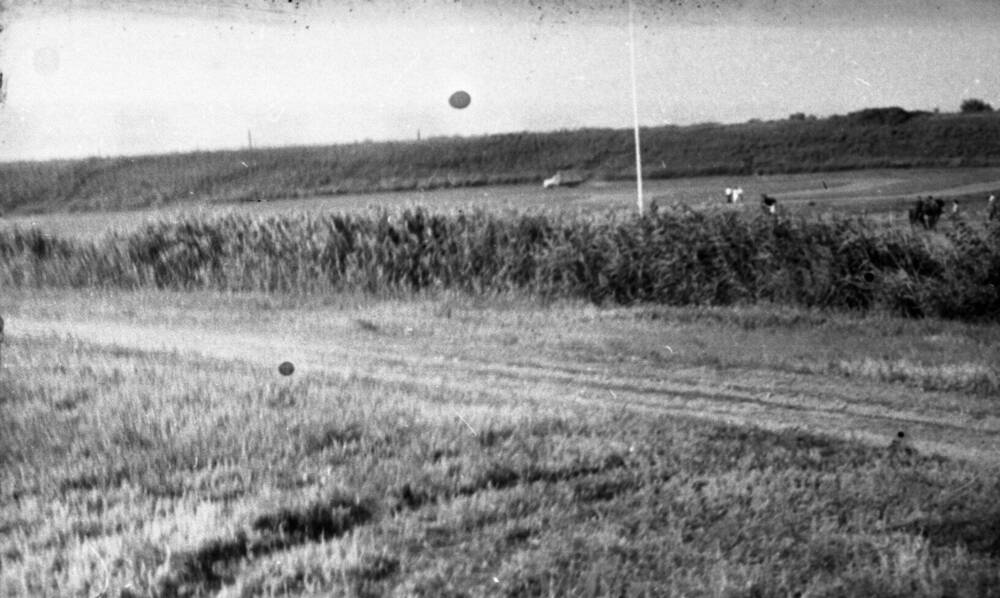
[4,109,1000,214]
[2,208,999,320]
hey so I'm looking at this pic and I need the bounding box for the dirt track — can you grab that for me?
[10,315,1000,467]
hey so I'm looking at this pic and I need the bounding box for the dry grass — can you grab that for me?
[2,290,1000,596]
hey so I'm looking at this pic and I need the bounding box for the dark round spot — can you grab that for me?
[897,431,905,439]
[448,90,471,109]
[278,361,295,376]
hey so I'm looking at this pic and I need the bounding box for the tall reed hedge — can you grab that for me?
[2,208,998,320]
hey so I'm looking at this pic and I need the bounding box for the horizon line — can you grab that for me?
[0,103,976,166]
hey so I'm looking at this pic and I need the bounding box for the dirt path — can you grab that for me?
[10,316,1000,466]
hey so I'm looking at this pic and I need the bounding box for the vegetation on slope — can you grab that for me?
[2,208,999,320]
[3,108,1000,213]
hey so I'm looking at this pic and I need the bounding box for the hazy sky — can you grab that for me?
[1,0,999,162]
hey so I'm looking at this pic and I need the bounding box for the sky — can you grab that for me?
[1,0,999,162]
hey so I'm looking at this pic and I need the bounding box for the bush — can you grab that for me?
[960,98,994,113]
[844,107,917,126]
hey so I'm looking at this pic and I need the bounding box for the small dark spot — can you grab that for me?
[354,319,379,332]
[395,483,431,510]
[503,526,534,544]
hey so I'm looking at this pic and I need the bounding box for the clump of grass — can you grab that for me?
[833,357,1000,395]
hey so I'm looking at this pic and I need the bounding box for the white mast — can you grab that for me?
[628,0,644,214]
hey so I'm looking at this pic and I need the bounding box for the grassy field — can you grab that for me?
[3,167,999,243]
[2,289,1000,597]
[3,108,1000,215]
[2,161,1000,596]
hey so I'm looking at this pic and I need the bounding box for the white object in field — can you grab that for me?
[724,187,733,202]
[542,170,586,189]
[732,187,744,202]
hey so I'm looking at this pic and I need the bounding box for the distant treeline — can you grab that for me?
[3,208,999,320]
[4,107,1000,214]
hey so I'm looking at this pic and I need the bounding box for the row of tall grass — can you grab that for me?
[4,109,1000,213]
[2,207,998,320]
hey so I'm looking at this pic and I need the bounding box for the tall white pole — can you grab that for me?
[628,0,644,214]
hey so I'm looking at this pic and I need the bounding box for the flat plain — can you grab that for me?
[3,167,1000,241]
[2,168,1000,597]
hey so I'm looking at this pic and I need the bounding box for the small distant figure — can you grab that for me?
[989,194,999,221]
[732,187,743,203]
[909,196,945,230]
[908,197,923,227]
[925,197,945,229]
[951,199,960,217]
[724,187,733,203]
[760,193,778,214]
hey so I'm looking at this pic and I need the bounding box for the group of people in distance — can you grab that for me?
[723,187,1000,223]
[725,186,780,215]
[908,196,947,230]
[724,187,744,204]
[725,186,781,214]
[908,193,999,230]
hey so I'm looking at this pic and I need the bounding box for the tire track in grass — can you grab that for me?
[151,494,376,597]
[10,317,1000,466]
